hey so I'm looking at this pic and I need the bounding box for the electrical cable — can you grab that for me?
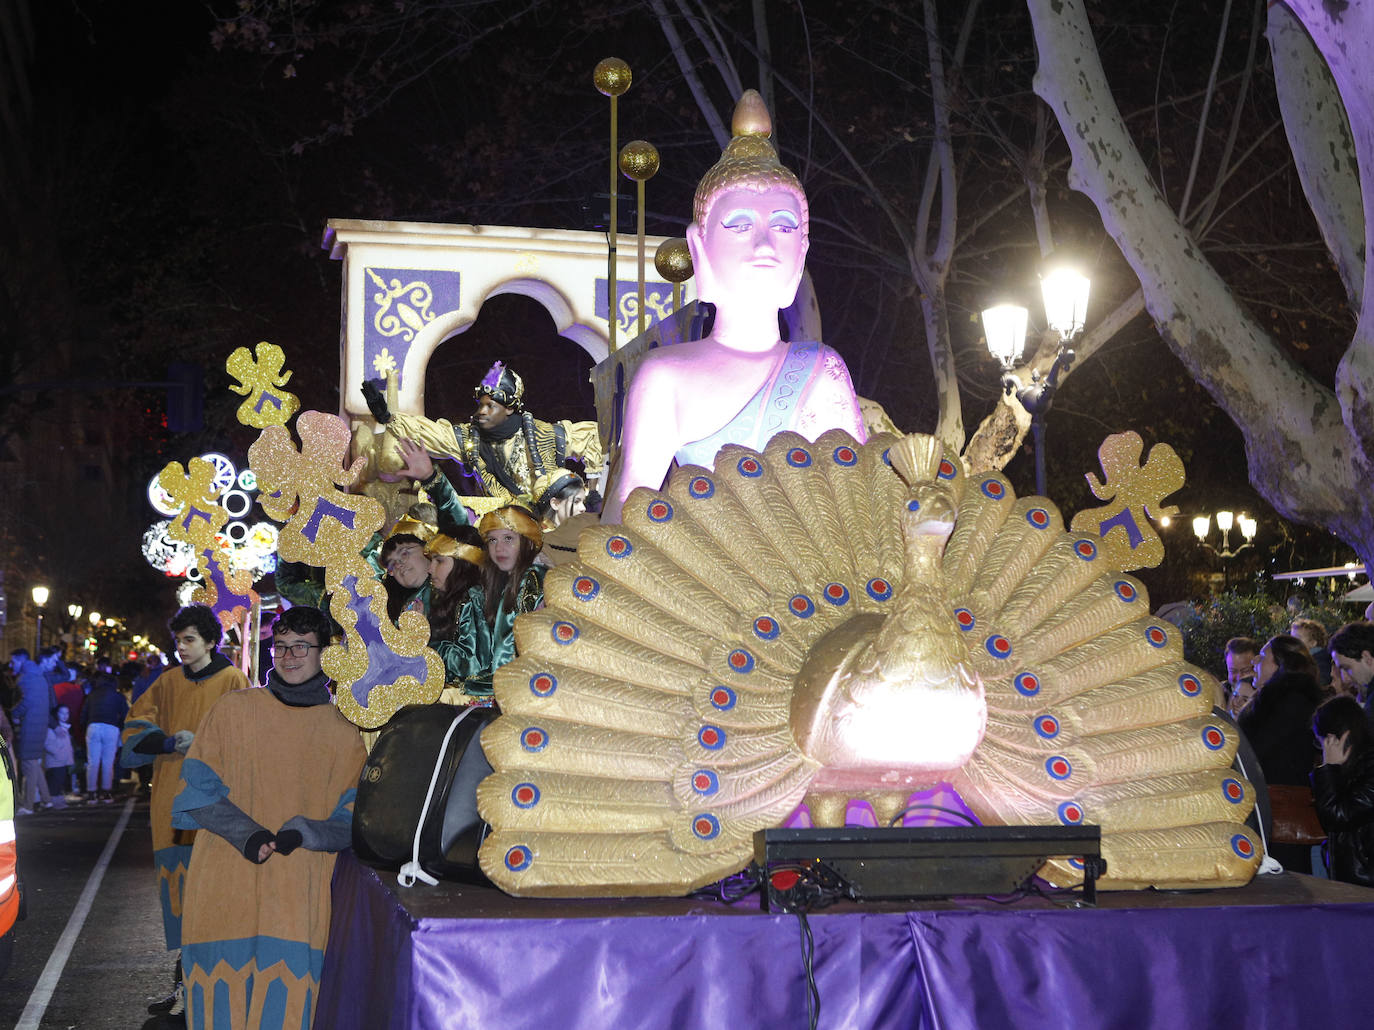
[796,909,820,1030]
[885,803,980,827]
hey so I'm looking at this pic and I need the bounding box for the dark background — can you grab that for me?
[0,0,1357,649]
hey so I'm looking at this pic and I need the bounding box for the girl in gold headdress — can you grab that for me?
[602,90,867,523]
[445,506,546,702]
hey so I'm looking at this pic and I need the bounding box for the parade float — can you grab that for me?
[156,67,1374,1030]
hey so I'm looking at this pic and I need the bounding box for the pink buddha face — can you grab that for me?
[688,186,808,312]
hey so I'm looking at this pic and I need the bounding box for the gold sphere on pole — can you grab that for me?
[654,238,693,283]
[593,58,632,97]
[619,140,660,181]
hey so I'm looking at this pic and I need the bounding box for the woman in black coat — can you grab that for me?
[1311,696,1374,886]
[1238,634,1323,872]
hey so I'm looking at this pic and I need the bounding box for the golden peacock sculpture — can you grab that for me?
[476,431,1262,896]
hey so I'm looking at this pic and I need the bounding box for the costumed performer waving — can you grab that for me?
[363,362,603,507]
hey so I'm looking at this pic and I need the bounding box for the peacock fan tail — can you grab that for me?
[477,431,1262,896]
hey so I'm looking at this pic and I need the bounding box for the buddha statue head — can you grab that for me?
[687,90,810,314]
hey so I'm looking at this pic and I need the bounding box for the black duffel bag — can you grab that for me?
[352,703,497,886]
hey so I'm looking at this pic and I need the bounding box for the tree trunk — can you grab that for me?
[1026,0,1374,570]
[1266,4,1364,310]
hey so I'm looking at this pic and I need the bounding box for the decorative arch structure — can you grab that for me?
[325,219,692,421]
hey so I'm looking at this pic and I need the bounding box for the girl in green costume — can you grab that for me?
[448,505,546,703]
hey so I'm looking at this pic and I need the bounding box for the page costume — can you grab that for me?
[440,565,546,700]
[173,675,365,1030]
[122,653,249,950]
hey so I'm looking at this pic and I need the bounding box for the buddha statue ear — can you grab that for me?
[685,219,718,304]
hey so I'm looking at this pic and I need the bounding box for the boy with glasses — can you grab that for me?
[171,606,365,1030]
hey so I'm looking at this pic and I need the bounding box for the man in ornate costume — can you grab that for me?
[122,604,250,1016]
[602,90,866,523]
[172,605,365,1030]
[362,362,603,507]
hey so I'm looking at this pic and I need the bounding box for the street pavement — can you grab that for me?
[1,785,187,1029]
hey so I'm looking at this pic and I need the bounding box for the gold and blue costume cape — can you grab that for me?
[121,658,248,950]
[172,689,365,1030]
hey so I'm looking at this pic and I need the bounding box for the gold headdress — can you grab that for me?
[478,505,544,550]
[386,513,436,543]
[692,89,807,228]
[424,533,487,568]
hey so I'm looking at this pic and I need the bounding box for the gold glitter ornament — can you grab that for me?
[593,57,632,97]
[248,410,444,727]
[1069,432,1185,571]
[654,238,693,283]
[618,140,660,181]
[226,341,300,428]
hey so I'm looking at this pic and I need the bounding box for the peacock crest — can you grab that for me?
[477,431,1261,896]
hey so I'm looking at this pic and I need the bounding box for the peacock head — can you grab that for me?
[888,435,962,545]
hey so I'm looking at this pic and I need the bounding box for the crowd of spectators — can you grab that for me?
[0,648,157,813]
[1216,610,1374,886]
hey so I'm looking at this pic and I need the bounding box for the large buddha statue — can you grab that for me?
[601,90,867,523]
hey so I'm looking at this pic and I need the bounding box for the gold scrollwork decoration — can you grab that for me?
[367,268,436,342]
[615,287,674,335]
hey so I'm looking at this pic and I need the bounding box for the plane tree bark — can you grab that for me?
[1028,0,1374,568]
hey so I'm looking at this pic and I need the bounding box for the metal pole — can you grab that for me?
[637,178,647,339]
[34,612,43,654]
[608,92,619,353]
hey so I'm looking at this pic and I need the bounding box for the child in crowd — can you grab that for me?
[44,705,76,803]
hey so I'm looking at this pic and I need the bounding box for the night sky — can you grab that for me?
[2,0,1359,644]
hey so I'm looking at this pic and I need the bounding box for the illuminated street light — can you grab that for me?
[89,610,102,626]
[67,603,82,619]
[31,585,49,653]
[1194,510,1258,590]
[982,256,1090,497]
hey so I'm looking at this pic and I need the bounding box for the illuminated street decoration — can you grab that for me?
[249,408,443,728]
[147,475,181,518]
[141,521,198,577]
[154,456,261,627]
[226,341,301,428]
[1068,432,1185,571]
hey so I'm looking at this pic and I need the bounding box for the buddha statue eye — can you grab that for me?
[769,211,800,233]
[720,209,754,233]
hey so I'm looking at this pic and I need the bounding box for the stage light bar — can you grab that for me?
[753,825,1104,912]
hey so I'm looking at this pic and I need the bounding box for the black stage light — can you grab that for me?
[753,825,1105,912]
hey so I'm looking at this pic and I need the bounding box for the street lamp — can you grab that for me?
[88,610,101,626]
[1193,510,1257,589]
[981,260,1090,497]
[31,585,49,653]
[67,603,82,620]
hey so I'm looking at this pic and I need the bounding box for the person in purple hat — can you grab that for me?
[362,360,602,507]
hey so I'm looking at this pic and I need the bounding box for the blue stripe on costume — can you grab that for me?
[328,787,357,826]
[153,844,193,950]
[184,936,323,1030]
[120,718,162,768]
[171,758,230,829]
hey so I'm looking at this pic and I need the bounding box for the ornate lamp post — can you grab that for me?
[981,260,1090,497]
[1193,510,1258,590]
[31,585,49,653]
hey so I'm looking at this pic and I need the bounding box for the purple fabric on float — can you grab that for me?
[317,852,1374,1029]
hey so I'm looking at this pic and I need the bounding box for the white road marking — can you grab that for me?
[16,796,135,1030]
